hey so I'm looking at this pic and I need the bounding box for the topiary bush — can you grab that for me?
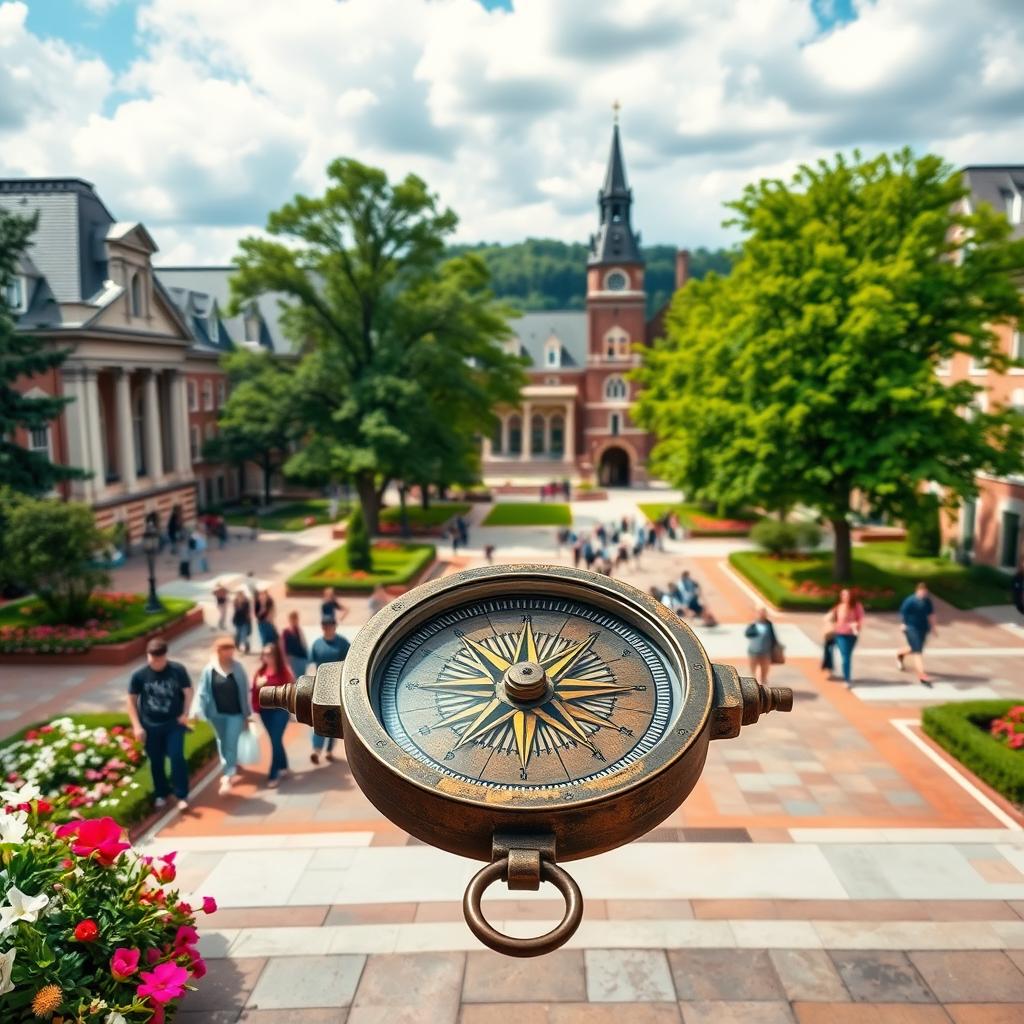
[794,520,823,551]
[345,504,372,571]
[750,519,799,556]
[922,700,1024,805]
[906,493,941,557]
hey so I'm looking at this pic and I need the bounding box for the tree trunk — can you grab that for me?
[356,472,380,535]
[420,484,430,510]
[831,517,852,582]
[262,457,273,507]
[398,484,411,539]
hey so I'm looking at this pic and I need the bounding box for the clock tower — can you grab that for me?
[583,114,650,486]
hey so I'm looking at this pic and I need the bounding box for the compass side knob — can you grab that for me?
[709,662,793,740]
[257,663,345,738]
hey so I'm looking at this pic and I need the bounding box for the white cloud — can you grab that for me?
[0,0,1022,264]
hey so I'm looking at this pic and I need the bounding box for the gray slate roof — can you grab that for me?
[155,267,295,355]
[962,166,1024,239]
[511,310,586,369]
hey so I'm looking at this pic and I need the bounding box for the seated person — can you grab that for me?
[678,570,704,617]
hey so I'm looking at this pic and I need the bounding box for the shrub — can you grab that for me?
[0,792,218,1021]
[1,494,110,623]
[906,494,941,557]
[345,505,371,571]
[794,520,823,551]
[922,700,1024,805]
[750,519,799,556]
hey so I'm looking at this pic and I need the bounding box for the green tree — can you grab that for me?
[0,208,85,494]
[635,149,1024,581]
[230,158,524,533]
[206,349,299,506]
[345,503,371,572]
[2,490,109,623]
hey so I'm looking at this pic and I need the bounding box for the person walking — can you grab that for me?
[897,581,937,686]
[232,590,253,654]
[167,506,182,555]
[744,605,780,686]
[251,643,292,788]
[212,579,229,631]
[178,536,192,580]
[281,610,309,680]
[191,525,209,574]
[309,617,350,764]
[825,588,865,685]
[127,638,192,812]
[255,588,277,645]
[320,587,343,624]
[192,637,252,795]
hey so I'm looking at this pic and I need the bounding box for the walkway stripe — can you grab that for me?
[718,560,779,612]
[892,717,1022,832]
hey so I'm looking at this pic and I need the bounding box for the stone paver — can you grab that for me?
[669,949,786,1002]
[829,951,936,1004]
[768,949,850,1002]
[584,949,676,1002]
[248,955,365,1010]
[462,949,587,1003]
[680,1003,795,1023]
[908,950,1024,1002]
[352,952,463,1022]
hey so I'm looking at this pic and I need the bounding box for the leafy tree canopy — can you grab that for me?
[634,148,1024,580]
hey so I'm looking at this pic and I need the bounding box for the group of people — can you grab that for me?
[126,587,355,809]
[653,569,718,627]
[446,515,471,553]
[561,515,667,576]
[539,480,572,501]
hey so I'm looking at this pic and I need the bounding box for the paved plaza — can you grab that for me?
[9,490,1024,1022]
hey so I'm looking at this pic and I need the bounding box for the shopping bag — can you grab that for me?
[236,722,260,766]
[770,641,786,665]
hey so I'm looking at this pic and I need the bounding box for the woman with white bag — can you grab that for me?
[191,636,253,795]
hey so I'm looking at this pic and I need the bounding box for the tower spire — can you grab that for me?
[588,112,643,267]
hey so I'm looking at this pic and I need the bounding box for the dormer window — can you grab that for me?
[4,276,26,313]
[1005,191,1023,225]
[208,312,219,344]
[244,307,262,344]
[129,272,142,316]
[544,336,561,368]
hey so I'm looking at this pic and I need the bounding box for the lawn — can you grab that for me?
[0,593,196,653]
[482,503,572,527]
[379,502,471,534]
[638,502,759,537]
[224,498,350,532]
[729,541,1011,611]
[0,712,217,826]
[287,541,436,593]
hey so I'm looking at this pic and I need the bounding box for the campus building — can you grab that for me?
[481,123,687,488]
[941,166,1024,570]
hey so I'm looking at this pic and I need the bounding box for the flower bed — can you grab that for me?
[378,502,471,536]
[922,700,1024,806]
[637,502,759,538]
[0,714,217,826]
[0,594,196,655]
[286,542,436,594]
[0,791,217,1021]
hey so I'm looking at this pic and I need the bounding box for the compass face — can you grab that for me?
[373,594,683,792]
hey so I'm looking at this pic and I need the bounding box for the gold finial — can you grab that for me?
[612,100,621,124]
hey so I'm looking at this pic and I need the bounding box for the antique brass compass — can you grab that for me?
[262,564,792,956]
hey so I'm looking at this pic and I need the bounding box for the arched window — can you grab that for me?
[604,376,627,401]
[491,418,504,455]
[610,413,621,436]
[617,333,630,359]
[545,337,561,368]
[550,414,565,458]
[129,273,142,316]
[530,413,545,455]
[507,415,522,455]
[244,307,261,344]
[604,325,628,359]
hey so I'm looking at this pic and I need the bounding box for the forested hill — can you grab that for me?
[447,239,732,315]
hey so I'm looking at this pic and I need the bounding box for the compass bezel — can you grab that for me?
[340,564,716,862]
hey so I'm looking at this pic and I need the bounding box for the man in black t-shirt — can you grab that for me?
[127,638,193,810]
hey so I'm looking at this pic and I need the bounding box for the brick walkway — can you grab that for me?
[14,491,1024,1021]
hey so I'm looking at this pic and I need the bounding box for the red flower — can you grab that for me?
[177,901,192,915]
[173,925,199,950]
[186,949,207,979]
[201,896,217,915]
[35,800,53,815]
[111,947,141,980]
[136,962,189,1004]
[154,861,176,884]
[145,948,162,965]
[55,817,130,865]
[25,730,39,740]
[74,918,100,942]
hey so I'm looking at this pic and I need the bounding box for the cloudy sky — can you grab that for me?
[1,0,1022,264]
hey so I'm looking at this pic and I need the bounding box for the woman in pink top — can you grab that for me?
[825,588,865,685]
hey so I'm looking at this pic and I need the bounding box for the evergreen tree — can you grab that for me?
[0,208,84,494]
[345,504,371,572]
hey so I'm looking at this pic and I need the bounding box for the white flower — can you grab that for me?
[0,781,40,804]
[105,1012,127,1024]
[0,812,28,845]
[0,886,49,933]
[0,948,14,996]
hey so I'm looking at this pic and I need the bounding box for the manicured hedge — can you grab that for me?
[922,700,1024,805]
[482,503,572,526]
[0,712,218,825]
[287,542,436,593]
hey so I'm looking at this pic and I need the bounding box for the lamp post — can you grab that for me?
[142,519,164,614]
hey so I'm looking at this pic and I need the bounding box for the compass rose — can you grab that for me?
[417,618,638,769]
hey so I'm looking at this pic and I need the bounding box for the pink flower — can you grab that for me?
[145,948,162,965]
[55,817,130,865]
[201,896,217,915]
[136,962,189,1004]
[173,925,199,950]
[111,947,141,981]
[177,901,192,915]
[186,950,207,979]
[71,742,85,752]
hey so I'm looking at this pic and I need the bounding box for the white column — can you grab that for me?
[144,370,162,480]
[565,402,576,463]
[520,401,532,462]
[115,369,137,491]
[61,370,94,500]
[83,370,106,499]
[169,371,191,475]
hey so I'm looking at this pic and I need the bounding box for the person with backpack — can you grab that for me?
[309,618,350,764]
